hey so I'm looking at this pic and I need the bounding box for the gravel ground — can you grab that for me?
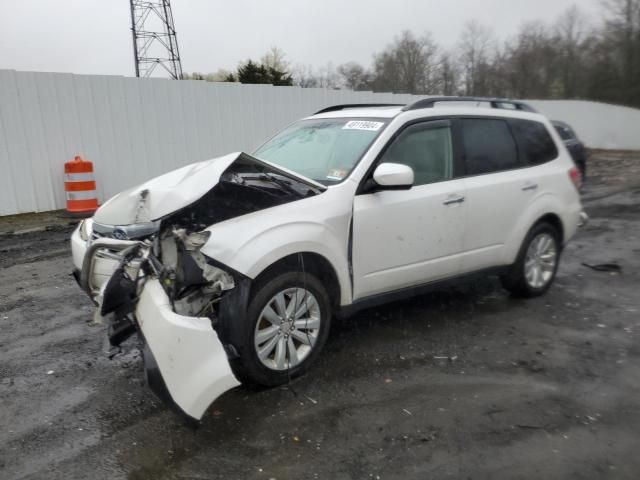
[1,152,639,480]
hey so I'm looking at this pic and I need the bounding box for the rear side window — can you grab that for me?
[461,118,520,175]
[511,119,559,165]
[554,125,573,141]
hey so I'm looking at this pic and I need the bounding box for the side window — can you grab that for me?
[512,119,559,165]
[554,125,573,141]
[380,123,453,186]
[462,118,520,175]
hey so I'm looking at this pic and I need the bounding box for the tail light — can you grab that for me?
[568,166,582,191]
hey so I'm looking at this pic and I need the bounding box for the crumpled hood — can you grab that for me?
[93,153,241,225]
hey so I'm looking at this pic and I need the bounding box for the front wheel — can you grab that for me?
[225,271,332,387]
[501,222,561,298]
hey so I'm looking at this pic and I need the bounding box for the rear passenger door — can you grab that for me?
[459,117,543,272]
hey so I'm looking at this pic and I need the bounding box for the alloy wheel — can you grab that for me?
[254,287,321,370]
[524,233,557,289]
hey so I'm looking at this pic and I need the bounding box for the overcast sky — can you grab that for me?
[1,0,604,77]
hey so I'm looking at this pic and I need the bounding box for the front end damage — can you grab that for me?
[76,228,241,421]
[72,153,323,420]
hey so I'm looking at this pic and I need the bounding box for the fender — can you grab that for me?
[230,223,351,305]
[201,218,353,306]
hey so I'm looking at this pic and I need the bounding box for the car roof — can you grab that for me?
[309,97,540,121]
[310,106,404,119]
[309,104,548,123]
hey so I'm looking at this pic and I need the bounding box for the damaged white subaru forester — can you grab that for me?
[71,97,587,421]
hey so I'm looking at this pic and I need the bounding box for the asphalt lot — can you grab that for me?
[1,152,640,480]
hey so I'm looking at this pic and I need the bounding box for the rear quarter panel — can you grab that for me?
[502,152,582,265]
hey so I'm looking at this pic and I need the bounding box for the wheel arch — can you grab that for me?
[251,252,342,310]
[503,194,567,265]
[534,213,564,244]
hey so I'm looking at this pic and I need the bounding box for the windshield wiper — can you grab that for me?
[260,173,306,197]
[231,173,306,198]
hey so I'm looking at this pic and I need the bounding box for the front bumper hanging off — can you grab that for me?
[72,230,240,421]
[135,279,240,420]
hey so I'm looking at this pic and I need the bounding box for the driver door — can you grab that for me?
[352,119,467,300]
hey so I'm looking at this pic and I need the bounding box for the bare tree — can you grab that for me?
[260,46,290,72]
[337,62,372,91]
[599,0,640,103]
[314,63,343,89]
[291,64,320,88]
[182,69,236,82]
[501,22,560,98]
[438,52,460,96]
[190,2,640,108]
[370,30,440,94]
[458,21,495,96]
[291,63,342,89]
[554,5,589,97]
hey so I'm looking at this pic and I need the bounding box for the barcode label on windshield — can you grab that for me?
[343,121,384,131]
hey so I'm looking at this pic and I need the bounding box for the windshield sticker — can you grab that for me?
[327,169,347,181]
[342,121,384,131]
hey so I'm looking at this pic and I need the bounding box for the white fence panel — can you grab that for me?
[1,69,639,216]
[528,100,640,151]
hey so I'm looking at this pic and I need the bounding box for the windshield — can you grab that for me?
[253,118,388,185]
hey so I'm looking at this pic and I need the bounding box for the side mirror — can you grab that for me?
[372,163,414,190]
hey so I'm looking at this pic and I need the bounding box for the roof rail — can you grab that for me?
[403,97,537,113]
[314,103,405,115]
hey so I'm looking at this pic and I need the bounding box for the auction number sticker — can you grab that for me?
[326,169,347,181]
[342,120,384,131]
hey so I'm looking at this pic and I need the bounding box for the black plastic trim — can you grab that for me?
[236,152,327,192]
[72,268,81,287]
[337,266,509,318]
[212,260,252,360]
[403,97,537,113]
[314,103,405,115]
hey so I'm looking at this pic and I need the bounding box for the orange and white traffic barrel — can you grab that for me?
[64,155,98,213]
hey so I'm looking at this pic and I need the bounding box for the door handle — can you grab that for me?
[522,183,538,191]
[443,194,465,206]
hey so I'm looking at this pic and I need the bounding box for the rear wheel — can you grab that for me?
[501,222,561,298]
[226,271,332,386]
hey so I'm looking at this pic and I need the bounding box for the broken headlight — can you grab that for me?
[78,218,94,241]
[183,231,211,250]
[158,228,234,317]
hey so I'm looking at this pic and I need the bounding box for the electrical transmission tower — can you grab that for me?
[129,0,183,79]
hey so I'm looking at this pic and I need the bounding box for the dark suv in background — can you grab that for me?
[552,120,587,180]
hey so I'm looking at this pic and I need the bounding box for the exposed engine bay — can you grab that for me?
[156,229,235,318]
[87,153,323,346]
[162,153,321,233]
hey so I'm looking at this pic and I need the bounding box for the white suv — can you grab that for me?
[71,97,586,420]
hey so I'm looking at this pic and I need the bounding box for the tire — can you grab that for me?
[501,222,561,298]
[224,270,332,387]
